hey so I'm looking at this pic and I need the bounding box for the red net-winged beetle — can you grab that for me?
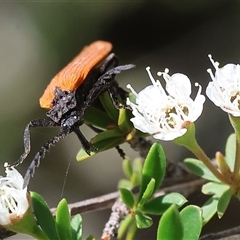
[8,40,135,187]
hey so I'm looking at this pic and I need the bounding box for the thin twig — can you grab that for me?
[200,226,240,240]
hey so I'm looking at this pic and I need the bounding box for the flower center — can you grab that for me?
[161,102,189,130]
[230,91,240,110]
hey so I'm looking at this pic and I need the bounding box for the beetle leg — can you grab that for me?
[23,131,68,188]
[99,53,119,73]
[7,119,59,168]
[107,84,131,110]
[99,64,135,110]
[73,128,97,155]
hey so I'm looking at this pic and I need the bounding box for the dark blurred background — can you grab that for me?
[1,2,240,239]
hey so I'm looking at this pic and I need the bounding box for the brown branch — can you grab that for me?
[52,192,119,216]
[199,226,240,240]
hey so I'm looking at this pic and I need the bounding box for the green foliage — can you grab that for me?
[180,205,202,240]
[135,210,153,229]
[157,205,202,240]
[71,215,83,240]
[31,192,59,240]
[183,133,240,226]
[30,192,87,240]
[117,143,197,239]
[138,143,166,202]
[56,199,72,240]
[157,205,184,240]
[142,193,187,215]
[184,158,219,182]
[119,188,135,209]
[225,133,236,171]
[217,187,232,218]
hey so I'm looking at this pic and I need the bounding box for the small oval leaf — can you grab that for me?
[217,187,232,218]
[122,158,133,180]
[100,92,119,121]
[135,210,153,229]
[118,109,133,133]
[118,179,133,189]
[225,133,236,171]
[180,205,202,240]
[71,214,82,240]
[84,106,114,129]
[143,193,187,215]
[119,188,135,209]
[202,182,229,196]
[56,199,72,240]
[138,143,166,203]
[138,178,155,208]
[184,158,219,182]
[76,137,124,161]
[157,204,184,240]
[31,192,59,240]
[201,195,218,225]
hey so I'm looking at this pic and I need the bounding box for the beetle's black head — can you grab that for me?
[61,110,83,134]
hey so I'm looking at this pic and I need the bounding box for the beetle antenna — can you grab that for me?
[23,131,68,188]
[8,119,59,168]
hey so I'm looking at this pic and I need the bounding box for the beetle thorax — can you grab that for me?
[46,88,77,123]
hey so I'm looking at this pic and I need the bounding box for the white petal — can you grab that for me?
[165,73,192,97]
[127,67,205,141]
[207,55,240,116]
[0,165,28,225]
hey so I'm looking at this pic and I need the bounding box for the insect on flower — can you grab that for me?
[8,41,134,187]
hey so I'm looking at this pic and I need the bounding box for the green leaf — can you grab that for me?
[225,133,236,171]
[201,195,219,225]
[71,214,82,240]
[202,182,230,196]
[84,106,114,129]
[118,109,133,133]
[143,193,187,215]
[217,187,232,218]
[100,91,119,121]
[131,158,143,187]
[125,220,137,240]
[180,205,202,240]
[85,235,95,240]
[138,178,155,208]
[157,204,184,240]
[135,210,153,229]
[31,192,59,240]
[76,148,94,161]
[119,188,135,208]
[132,158,143,175]
[122,158,133,180]
[184,158,220,182]
[118,179,133,189]
[76,136,124,161]
[56,199,72,240]
[91,129,124,143]
[118,214,135,239]
[138,143,166,203]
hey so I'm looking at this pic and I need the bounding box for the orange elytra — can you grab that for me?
[40,41,113,109]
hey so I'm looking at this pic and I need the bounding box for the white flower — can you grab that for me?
[0,164,29,226]
[206,54,240,116]
[126,67,205,141]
